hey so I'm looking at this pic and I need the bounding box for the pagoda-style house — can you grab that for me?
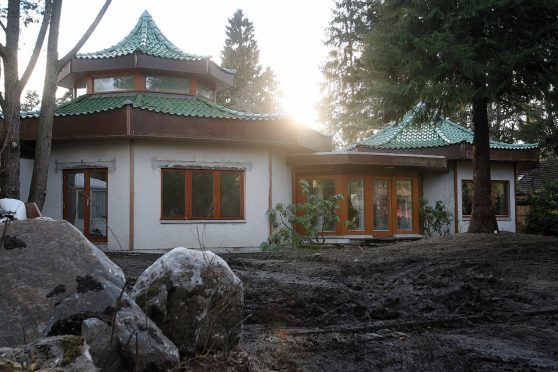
[17,12,538,251]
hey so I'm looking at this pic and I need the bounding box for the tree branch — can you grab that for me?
[19,0,53,89]
[58,0,112,69]
[0,19,6,32]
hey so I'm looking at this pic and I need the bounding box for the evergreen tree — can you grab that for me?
[218,9,280,113]
[362,0,558,233]
[21,89,40,111]
[319,0,377,147]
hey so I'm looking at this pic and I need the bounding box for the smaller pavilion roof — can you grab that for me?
[355,105,538,151]
[20,92,281,121]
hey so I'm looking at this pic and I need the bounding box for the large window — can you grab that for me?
[146,76,190,94]
[161,169,244,220]
[93,76,134,92]
[462,180,509,216]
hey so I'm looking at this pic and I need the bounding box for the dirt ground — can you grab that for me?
[108,233,558,371]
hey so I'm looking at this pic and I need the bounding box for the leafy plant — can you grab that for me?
[261,180,342,250]
[420,199,453,237]
[526,181,558,236]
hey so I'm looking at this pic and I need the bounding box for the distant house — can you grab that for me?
[515,157,558,231]
[17,11,538,251]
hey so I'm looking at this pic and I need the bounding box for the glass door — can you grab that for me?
[64,169,108,242]
[371,177,392,236]
[393,177,414,233]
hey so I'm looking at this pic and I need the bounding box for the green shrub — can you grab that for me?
[526,181,558,236]
[420,199,453,237]
[261,180,342,250]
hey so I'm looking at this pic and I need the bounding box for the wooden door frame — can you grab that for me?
[63,168,108,243]
[294,173,421,237]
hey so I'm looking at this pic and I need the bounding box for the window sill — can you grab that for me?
[461,216,512,222]
[160,219,246,224]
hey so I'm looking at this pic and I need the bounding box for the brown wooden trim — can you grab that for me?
[190,79,197,96]
[288,152,447,171]
[134,70,145,92]
[129,138,135,251]
[453,160,459,233]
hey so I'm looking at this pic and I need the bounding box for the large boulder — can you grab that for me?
[0,335,96,371]
[131,247,244,355]
[0,219,179,371]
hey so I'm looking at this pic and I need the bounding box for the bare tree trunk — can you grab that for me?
[468,97,499,233]
[28,0,62,208]
[28,0,111,210]
[0,0,52,199]
[0,1,22,199]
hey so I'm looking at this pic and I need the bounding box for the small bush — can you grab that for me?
[526,181,558,236]
[261,180,342,250]
[420,199,453,237]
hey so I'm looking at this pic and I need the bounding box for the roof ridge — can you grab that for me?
[77,11,207,61]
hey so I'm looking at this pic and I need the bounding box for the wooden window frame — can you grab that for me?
[160,168,245,220]
[461,179,510,217]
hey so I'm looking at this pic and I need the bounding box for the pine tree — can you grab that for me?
[362,0,558,233]
[319,0,377,147]
[21,90,40,111]
[217,9,280,113]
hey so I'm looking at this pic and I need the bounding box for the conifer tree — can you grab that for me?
[319,0,377,147]
[362,0,558,232]
[218,9,280,113]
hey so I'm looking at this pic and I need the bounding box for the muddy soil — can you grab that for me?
[109,233,558,371]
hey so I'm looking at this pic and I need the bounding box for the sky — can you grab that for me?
[18,0,335,130]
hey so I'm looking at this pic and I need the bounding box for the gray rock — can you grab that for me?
[132,247,244,355]
[0,219,179,370]
[0,335,97,371]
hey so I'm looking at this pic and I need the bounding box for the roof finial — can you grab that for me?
[141,10,151,18]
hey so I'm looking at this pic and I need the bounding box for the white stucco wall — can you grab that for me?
[271,148,293,207]
[19,158,34,201]
[39,141,131,250]
[132,140,277,251]
[422,165,456,234]
[455,160,516,233]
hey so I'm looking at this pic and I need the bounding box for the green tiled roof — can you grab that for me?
[20,92,281,120]
[77,11,206,61]
[356,105,538,150]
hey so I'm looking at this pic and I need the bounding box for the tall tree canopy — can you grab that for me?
[319,0,377,147]
[217,9,280,113]
[362,0,558,232]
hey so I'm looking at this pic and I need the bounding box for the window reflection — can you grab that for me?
[396,180,413,230]
[146,76,190,94]
[373,179,389,230]
[307,179,336,232]
[347,179,364,231]
[93,76,134,92]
